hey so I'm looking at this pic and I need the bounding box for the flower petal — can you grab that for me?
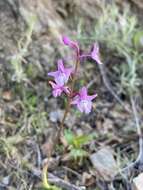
[79,87,88,99]
[53,88,62,97]
[84,101,92,114]
[71,95,80,105]
[49,81,57,88]
[77,102,84,113]
[65,67,73,77]
[49,81,63,97]
[63,86,71,95]
[87,93,97,101]
[62,36,71,46]
[77,100,92,114]
[55,73,67,86]
[91,43,102,64]
[48,71,59,77]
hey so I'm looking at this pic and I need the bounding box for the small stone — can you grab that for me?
[2,176,10,186]
[49,110,62,122]
[133,173,143,190]
[49,109,76,126]
[90,147,118,181]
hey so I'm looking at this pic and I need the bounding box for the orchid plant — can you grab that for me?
[48,36,102,117]
[43,36,102,189]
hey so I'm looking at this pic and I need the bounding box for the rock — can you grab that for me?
[49,109,76,127]
[133,173,143,190]
[90,147,118,181]
[49,109,62,123]
[1,175,10,186]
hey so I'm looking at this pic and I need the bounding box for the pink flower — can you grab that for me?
[62,36,80,55]
[71,87,97,114]
[49,81,70,97]
[48,59,73,86]
[62,36,102,64]
[91,43,102,64]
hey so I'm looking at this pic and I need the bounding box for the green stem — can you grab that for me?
[42,163,50,189]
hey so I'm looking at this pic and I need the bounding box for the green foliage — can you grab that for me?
[64,129,93,148]
[0,135,24,158]
[69,148,87,160]
[64,129,93,160]
[93,4,137,51]
[31,112,48,134]
[133,31,143,48]
[11,15,36,83]
[77,3,143,97]
[23,92,38,113]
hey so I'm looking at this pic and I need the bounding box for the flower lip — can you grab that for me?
[71,87,97,114]
[78,99,92,114]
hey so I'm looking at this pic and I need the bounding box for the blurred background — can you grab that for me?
[0,0,143,189]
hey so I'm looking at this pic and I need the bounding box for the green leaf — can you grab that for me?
[133,31,143,48]
[64,130,94,149]
[73,134,93,149]
[64,129,74,145]
[70,148,88,160]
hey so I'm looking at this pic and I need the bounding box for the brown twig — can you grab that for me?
[121,95,143,173]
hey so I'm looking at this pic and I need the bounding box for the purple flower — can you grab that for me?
[62,36,102,64]
[48,59,73,85]
[49,81,70,97]
[71,87,97,114]
[91,43,102,64]
[62,36,80,55]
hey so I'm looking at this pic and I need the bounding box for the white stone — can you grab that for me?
[133,173,143,190]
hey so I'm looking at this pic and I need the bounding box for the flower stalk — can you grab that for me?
[43,35,102,187]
